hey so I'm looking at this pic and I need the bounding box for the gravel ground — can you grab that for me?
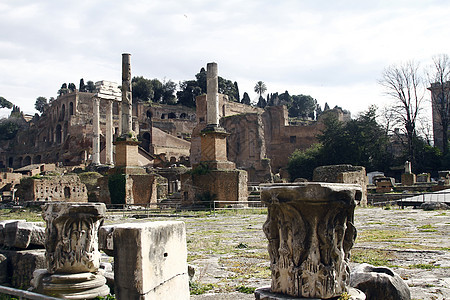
[108,206,450,300]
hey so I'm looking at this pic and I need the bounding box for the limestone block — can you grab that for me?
[98,225,115,256]
[0,254,7,284]
[350,263,410,300]
[0,219,26,245]
[113,221,189,300]
[0,249,46,289]
[420,202,449,210]
[3,221,45,249]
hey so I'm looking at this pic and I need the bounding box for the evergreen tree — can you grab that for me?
[35,96,48,113]
[79,78,86,92]
[241,92,251,105]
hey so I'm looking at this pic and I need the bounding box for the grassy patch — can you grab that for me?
[408,263,440,270]
[351,248,397,267]
[417,224,437,232]
[219,257,271,279]
[0,208,44,222]
[357,229,408,242]
[189,282,217,295]
[236,285,256,294]
[391,243,438,250]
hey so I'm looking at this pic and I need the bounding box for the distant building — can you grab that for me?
[428,81,450,151]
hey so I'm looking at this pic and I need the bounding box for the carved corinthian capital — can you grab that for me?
[260,182,361,299]
[42,202,106,274]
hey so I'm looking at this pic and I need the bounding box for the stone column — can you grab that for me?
[206,62,219,127]
[117,100,122,136]
[405,161,411,174]
[31,203,109,299]
[121,53,133,135]
[105,100,113,165]
[256,182,364,300]
[92,97,100,165]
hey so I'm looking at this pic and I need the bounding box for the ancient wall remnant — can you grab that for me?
[16,174,88,202]
[313,164,368,206]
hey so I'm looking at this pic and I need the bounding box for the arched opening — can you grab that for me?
[23,156,31,166]
[8,157,13,168]
[180,113,187,119]
[142,132,151,152]
[34,155,41,164]
[146,110,152,119]
[69,102,74,115]
[56,124,62,144]
[168,112,176,119]
[222,105,226,116]
[61,104,65,121]
[161,114,166,119]
[63,122,69,143]
[64,186,71,199]
[16,157,23,168]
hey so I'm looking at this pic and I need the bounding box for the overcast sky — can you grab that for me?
[1,0,450,119]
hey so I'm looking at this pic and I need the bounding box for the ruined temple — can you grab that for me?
[0,57,348,185]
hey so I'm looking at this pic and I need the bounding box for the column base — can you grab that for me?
[31,270,110,300]
[254,286,365,300]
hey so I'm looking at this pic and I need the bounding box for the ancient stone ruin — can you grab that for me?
[31,202,109,299]
[181,62,248,207]
[256,182,366,299]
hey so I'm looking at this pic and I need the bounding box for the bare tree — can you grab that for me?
[428,54,450,153]
[379,61,425,163]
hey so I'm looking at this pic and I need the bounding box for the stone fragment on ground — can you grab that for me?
[2,220,45,249]
[350,263,410,300]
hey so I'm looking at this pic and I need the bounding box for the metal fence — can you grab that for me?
[0,285,61,300]
[369,190,450,208]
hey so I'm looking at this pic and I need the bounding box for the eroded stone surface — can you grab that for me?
[3,221,45,249]
[113,221,190,300]
[42,202,105,273]
[260,182,362,298]
[350,263,410,300]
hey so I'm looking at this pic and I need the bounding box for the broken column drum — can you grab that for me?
[260,182,362,299]
[31,202,109,299]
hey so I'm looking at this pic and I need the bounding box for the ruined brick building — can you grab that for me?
[0,87,346,183]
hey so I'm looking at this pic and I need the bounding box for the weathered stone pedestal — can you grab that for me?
[257,183,365,300]
[181,62,248,207]
[99,221,190,299]
[31,203,109,299]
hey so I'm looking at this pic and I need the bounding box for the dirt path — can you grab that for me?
[108,206,449,300]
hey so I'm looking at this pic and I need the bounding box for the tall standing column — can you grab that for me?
[121,53,133,135]
[206,62,219,127]
[105,100,113,165]
[92,97,100,165]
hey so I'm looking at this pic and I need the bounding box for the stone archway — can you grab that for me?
[56,124,62,144]
[23,156,31,166]
[142,132,151,152]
